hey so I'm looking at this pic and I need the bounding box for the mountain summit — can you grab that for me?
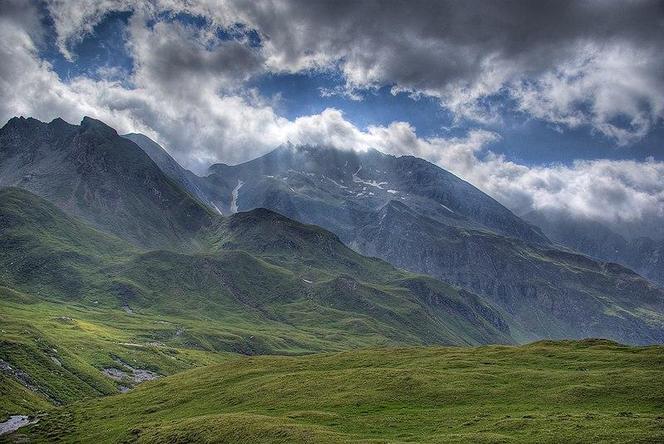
[0,117,212,248]
[127,137,664,345]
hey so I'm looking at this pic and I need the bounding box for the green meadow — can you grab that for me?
[2,189,664,443]
[11,340,664,443]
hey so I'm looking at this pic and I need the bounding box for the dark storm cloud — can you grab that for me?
[128,16,266,97]
[239,0,664,71]
[232,0,663,77]
[226,0,664,140]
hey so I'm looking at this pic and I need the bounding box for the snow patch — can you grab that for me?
[440,203,455,213]
[324,176,347,189]
[387,189,398,194]
[211,202,223,215]
[0,416,36,436]
[230,180,244,213]
[352,166,388,189]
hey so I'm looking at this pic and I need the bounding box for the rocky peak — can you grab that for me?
[80,116,118,139]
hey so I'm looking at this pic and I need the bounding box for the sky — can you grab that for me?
[1,0,663,238]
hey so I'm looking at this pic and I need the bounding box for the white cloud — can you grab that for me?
[510,43,664,145]
[45,0,135,60]
[2,0,664,239]
[0,3,283,172]
[35,0,664,144]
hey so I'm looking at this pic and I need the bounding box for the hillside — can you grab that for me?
[0,117,212,249]
[12,341,664,443]
[122,133,218,213]
[0,187,513,419]
[129,139,664,344]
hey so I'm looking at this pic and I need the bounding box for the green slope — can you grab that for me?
[152,141,664,345]
[12,340,664,443]
[0,187,512,418]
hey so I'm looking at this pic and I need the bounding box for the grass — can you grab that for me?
[10,340,664,443]
[0,187,512,422]
[0,297,230,420]
[2,190,664,442]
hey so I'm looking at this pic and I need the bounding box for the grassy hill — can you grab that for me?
[11,340,664,443]
[0,187,513,420]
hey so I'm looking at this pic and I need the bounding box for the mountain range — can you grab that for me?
[2,115,664,440]
[1,117,520,415]
[125,132,664,344]
[1,116,663,349]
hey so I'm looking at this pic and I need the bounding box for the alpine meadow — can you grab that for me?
[1,1,664,443]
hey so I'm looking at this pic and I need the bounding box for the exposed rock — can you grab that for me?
[141,142,664,344]
[0,415,36,436]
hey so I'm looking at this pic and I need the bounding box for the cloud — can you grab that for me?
[219,0,664,141]
[0,2,282,172]
[396,135,664,240]
[38,0,664,143]
[510,43,664,145]
[1,0,663,239]
[44,0,135,60]
[127,10,265,97]
[281,109,664,240]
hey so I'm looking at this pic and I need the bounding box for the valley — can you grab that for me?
[3,1,664,442]
[0,117,663,442]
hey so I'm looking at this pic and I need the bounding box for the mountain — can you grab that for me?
[0,117,213,249]
[2,118,664,441]
[0,184,519,416]
[3,118,664,345]
[0,186,512,347]
[130,141,664,344]
[122,133,220,213]
[126,137,546,242]
[211,145,549,244]
[0,186,515,415]
[525,210,664,287]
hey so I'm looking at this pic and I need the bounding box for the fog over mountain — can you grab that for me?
[1,0,663,240]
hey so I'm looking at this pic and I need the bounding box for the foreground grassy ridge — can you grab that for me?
[13,341,664,443]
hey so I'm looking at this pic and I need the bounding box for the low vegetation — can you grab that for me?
[11,340,664,443]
